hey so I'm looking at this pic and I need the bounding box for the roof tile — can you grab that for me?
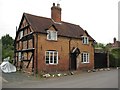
[24,13,94,40]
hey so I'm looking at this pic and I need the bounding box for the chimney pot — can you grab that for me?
[53,3,55,6]
[57,4,60,8]
[114,37,116,44]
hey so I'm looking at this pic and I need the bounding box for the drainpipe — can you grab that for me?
[69,38,72,71]
[32,34,34,72]
[35,33,38,74]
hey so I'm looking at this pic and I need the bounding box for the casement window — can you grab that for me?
[47,30,57,40]
[20,31,23,39]
[81,53,89,63]
[45,51,58,64]
[82,36,89,44]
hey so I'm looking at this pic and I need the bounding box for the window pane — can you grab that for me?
[81,53,83,62]
[87,53,89,62]
[53,32,56,40]
[20,31,23,39]
[50,32,53,40]
[87,37,89,44]
[51,31,56,40]
[46,60,49,64]
[84,54,86,62]
[54,59,57,63]
[54,52,57,64]
[49,31,51,39]
[82,37,84,44]
[46,52,49,64]
[18,52,21,61]
[85,37,87,44]
[50,52,53,63]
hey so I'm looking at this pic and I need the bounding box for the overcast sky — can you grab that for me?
[0,0,119,44]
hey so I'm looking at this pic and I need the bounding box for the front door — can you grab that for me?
[71,53,77,70]
[70,47,80,70]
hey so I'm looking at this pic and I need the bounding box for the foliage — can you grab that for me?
[109,48,120,67]
[1,34,14,62]
[94,43,106,49]
[95,42,120,67]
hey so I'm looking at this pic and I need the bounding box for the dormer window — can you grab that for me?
[47,30,57,41]
[82,36,89,44]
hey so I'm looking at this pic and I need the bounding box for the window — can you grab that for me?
[18,52,21,61]
[47,30,57,40]
[45,51,58,64]
[81,53,89,63]
[20,31,23,39]
[82,36,89,44]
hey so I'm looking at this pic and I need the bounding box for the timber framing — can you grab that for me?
[14,15,35,73]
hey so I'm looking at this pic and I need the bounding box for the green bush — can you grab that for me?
[109,48,120,67]
[1,34,14,63]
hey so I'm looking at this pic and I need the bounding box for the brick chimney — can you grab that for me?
[113,37,116,44]
[51,3,62,22]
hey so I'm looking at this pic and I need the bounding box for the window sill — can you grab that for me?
[46,39,58,42]
[46,64,58,65]
[81,62,90,64]
[82,43,89,45]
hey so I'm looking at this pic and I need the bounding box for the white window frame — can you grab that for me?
[45,51,58,65]
[82,36,89,44]
[81,53,89,63]
[47,30,57,41]
[20,31,23,39]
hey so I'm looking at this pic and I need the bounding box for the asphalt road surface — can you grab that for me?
[2,69,118,88]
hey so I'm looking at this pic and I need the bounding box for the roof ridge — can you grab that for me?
[61,21,79,26]
[24,12,51,20]
[24,13,81,27]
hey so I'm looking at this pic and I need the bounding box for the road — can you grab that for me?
[2,69,118,88]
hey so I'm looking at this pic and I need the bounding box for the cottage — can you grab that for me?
[14,3,95,74]
[107,37,120,49]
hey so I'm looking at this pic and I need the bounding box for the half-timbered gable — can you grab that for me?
[14,14,35,73]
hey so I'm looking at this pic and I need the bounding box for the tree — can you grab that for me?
[109,48,120,67]
[94,43,106,49]
[1,34,14,62]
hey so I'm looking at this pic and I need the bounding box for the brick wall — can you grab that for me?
[35,33,94,73]
[36,34,69,73]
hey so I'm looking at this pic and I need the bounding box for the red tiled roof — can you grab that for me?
[24,13,94,40]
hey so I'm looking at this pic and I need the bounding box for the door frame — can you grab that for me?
[70,47,80,70]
